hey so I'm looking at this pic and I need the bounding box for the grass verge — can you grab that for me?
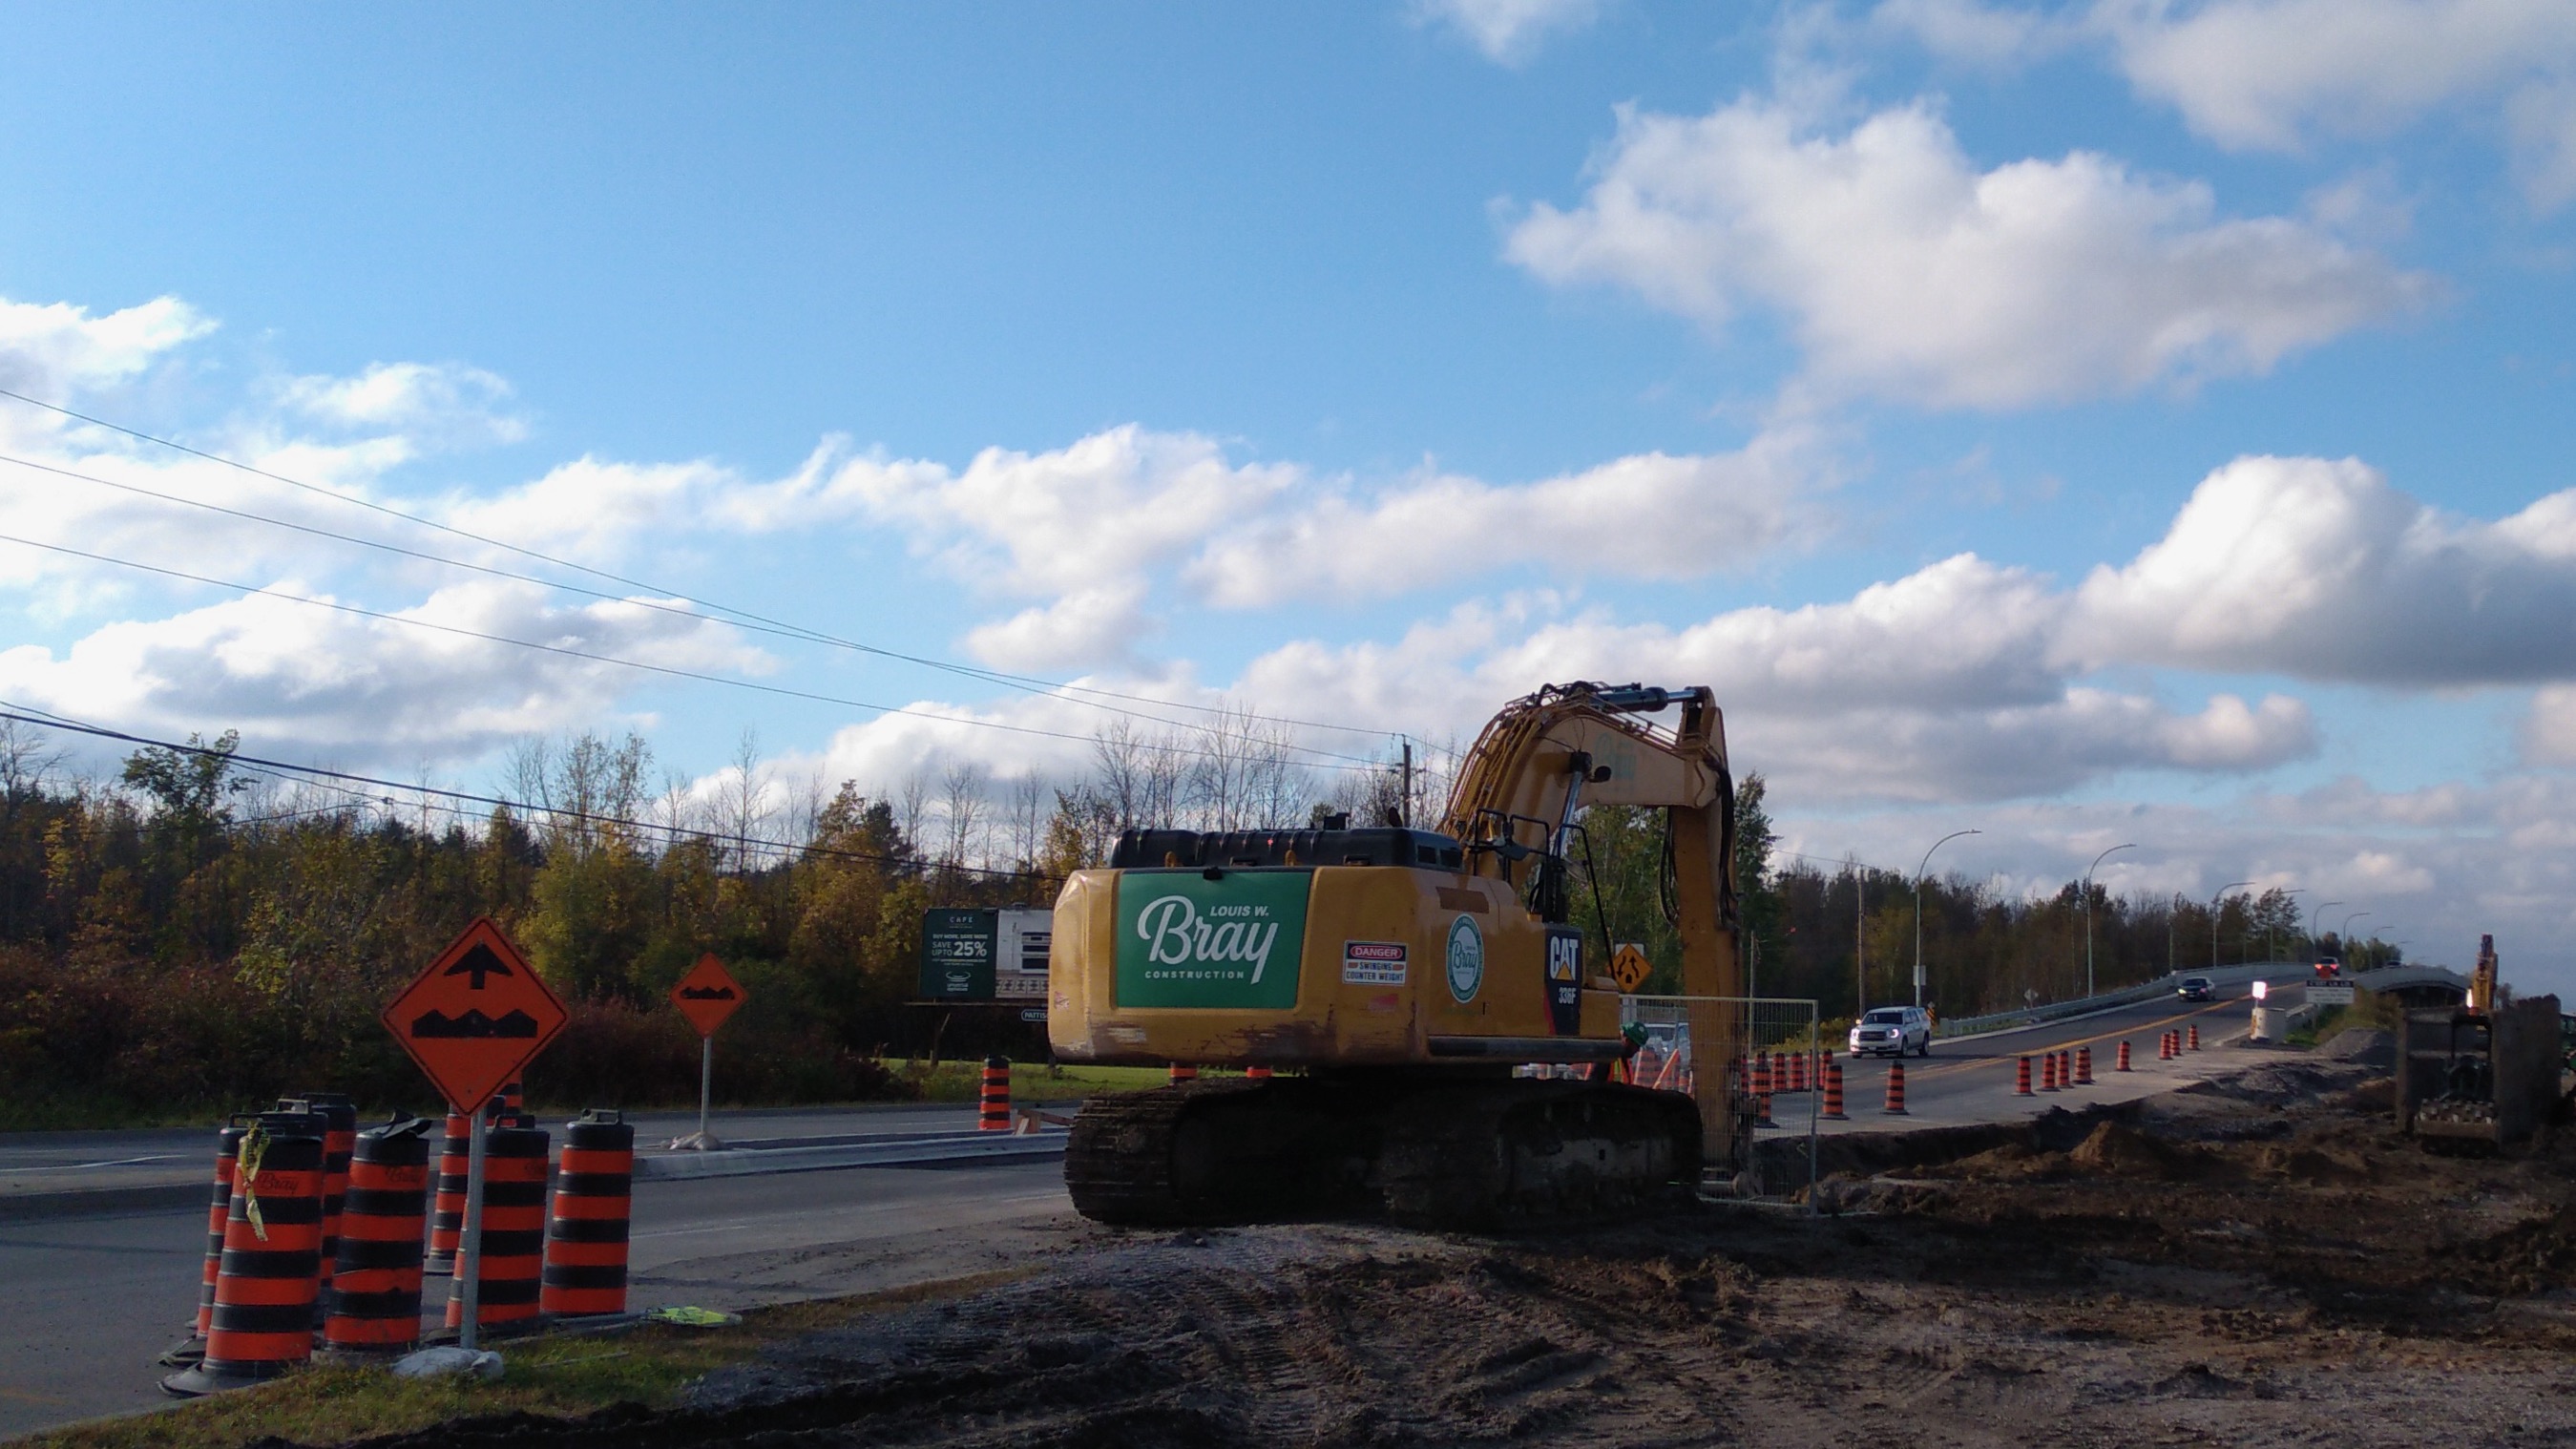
[883,1060,1208,1102]
[22,1270,1037,1449]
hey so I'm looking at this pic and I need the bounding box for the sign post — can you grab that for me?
[668,953,746,1151]
[381,918,567,1355]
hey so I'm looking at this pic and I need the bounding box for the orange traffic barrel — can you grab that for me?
[541,1110,635,1319]
[2116,1040,2132,1072]
[447,1121,550,1332]
[1245,1064,1274,1079]
[427,1108,471,1274]
[2058,1050,2073,1086]
[1881,1061,1909,1115]
[287,1092,358,1313]
[2075,1046,2094,1085]
[323,1117,433,1354]
[1819,1059,1848,1120]
[2041,1052,2058,1091]
[979,1057,1011,1132]
[159,1120,250,1368]
[161,1110,326,1396]
[2015,1056,2033,1095]
[2187,1024,2200,1052]
[1167,1062,1198,1083]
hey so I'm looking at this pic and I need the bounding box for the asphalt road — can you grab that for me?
[1770,975,2310,1139]
[0,1156,1075,1440]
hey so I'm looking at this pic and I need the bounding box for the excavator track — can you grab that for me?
[1065,1077,1701,1230]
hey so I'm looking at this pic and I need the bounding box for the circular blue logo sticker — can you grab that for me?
[1444,914,1484,1003]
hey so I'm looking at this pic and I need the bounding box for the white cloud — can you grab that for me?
[1183,429,1822,608]
[2064,454,2576,683]
[2523,684,2576,765]
[961,583,1156,673]
[1415,0,1606,64]
[1506,97,2428,410]
[0,295,212,405]
[0,580,764,762]
[278,362,528,449]
[1871,0,2076,66]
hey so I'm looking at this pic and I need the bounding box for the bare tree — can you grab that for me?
[0,718,66,806]
[723,728,770,871]
[1008,774,1046,868]
[940,761,987,870]
[897,768,932,853]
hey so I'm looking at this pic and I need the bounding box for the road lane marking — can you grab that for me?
[0,1155,181,1174]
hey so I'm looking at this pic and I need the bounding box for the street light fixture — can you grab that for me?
[1914,830,1979,1009]
[2084,843,2136,999]
[2210,880,2252,972]
[2340,911,2370,961]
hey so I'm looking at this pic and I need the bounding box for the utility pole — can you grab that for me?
[1398,739,1413,828]
[1854,863,1865,1014]
[2083,843,2135,999]
[1914,830,1979,1010]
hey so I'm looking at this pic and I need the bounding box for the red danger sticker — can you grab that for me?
[1341,940,1407,985]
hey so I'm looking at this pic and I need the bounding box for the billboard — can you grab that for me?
[918,907,1053,1003]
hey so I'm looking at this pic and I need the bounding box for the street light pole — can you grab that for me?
[2084,843,2136,999]
[2210,880,2252,972]
[2308,899,2341,956]
[1914,830,1979,1009]
[2340,911,2370,962]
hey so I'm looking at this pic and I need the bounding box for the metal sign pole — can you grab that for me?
[457,1098,488,1353]
[698,1036,714,1143]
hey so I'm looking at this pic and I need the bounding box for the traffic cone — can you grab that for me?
[2042,1052,2059,1091]
[2075,1046,2094,1085]
[978,1057,1011,1132]
[2057,1050,2072,1088]
[1882,1061,1909,1115]
[2188,1024,2201,1052]
[2115,1040,2132,1072]
[322,1117,432,1354]
[427,1109,470,1274]
[2016,1056,2033,1095]
[540,1110,634,1319]
[161,1111,325,1396]
[1820,1059,1848,1120]
[1168,1062,1198,1084]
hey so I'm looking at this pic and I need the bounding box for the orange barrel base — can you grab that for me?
[161,1110,325,1396]
[322,1117,433,1354]
[542,1109,635,1319]
[158,1120,250,1368]
[447,1121,550,1332]
[1245,1064,1274,1079]
[427,1109,471,1275]
[1167,1063,1197,1083]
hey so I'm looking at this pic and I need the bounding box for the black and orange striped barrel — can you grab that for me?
[323,1118,432,1353]
[427,1109,471,1274]
[447,1121,549,1331]
[192,1111,325,1388]
[287,1093,358,1309]
[540,1110,634,1318]
[978,1057,1011,1132]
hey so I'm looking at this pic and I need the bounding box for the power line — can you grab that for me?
[0,702,1042,882]
[0,387,1409,746]
[0,530,1391,775]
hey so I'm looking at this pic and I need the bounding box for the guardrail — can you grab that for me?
[633,1127,1069,1182]
[1934,963,2288,1040]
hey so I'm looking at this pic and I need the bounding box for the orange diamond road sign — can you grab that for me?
[669,953,746,1038]
[382,917,569,1112]
[1609,942,1652,994]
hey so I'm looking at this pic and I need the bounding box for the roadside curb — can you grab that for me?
[0,1182,205,1222]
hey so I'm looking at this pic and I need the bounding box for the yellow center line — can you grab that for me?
[1905,995,2268,1082]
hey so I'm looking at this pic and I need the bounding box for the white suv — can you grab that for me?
[1849,1006,1932,1058]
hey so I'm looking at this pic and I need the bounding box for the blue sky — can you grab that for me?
[4,1,2574,990]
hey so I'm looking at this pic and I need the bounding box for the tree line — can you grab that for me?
[0,712,2393,1126]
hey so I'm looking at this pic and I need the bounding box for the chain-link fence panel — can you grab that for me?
[1621,995,1819,1203]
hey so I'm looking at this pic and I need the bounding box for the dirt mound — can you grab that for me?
[2319,1028,2396,1070]
[2069,1121,2214,1179]
[2251,1144,2371,1184]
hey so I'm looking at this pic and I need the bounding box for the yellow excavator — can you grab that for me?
[1047,682,1745,1227]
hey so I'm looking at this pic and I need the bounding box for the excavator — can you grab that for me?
[1047,682,1745,1228]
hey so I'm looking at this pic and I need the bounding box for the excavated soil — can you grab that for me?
[348,1059,2576,1447]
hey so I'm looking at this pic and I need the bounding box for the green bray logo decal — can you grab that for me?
[1444,914,1484,1003]
[1114,871,1310,1009]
